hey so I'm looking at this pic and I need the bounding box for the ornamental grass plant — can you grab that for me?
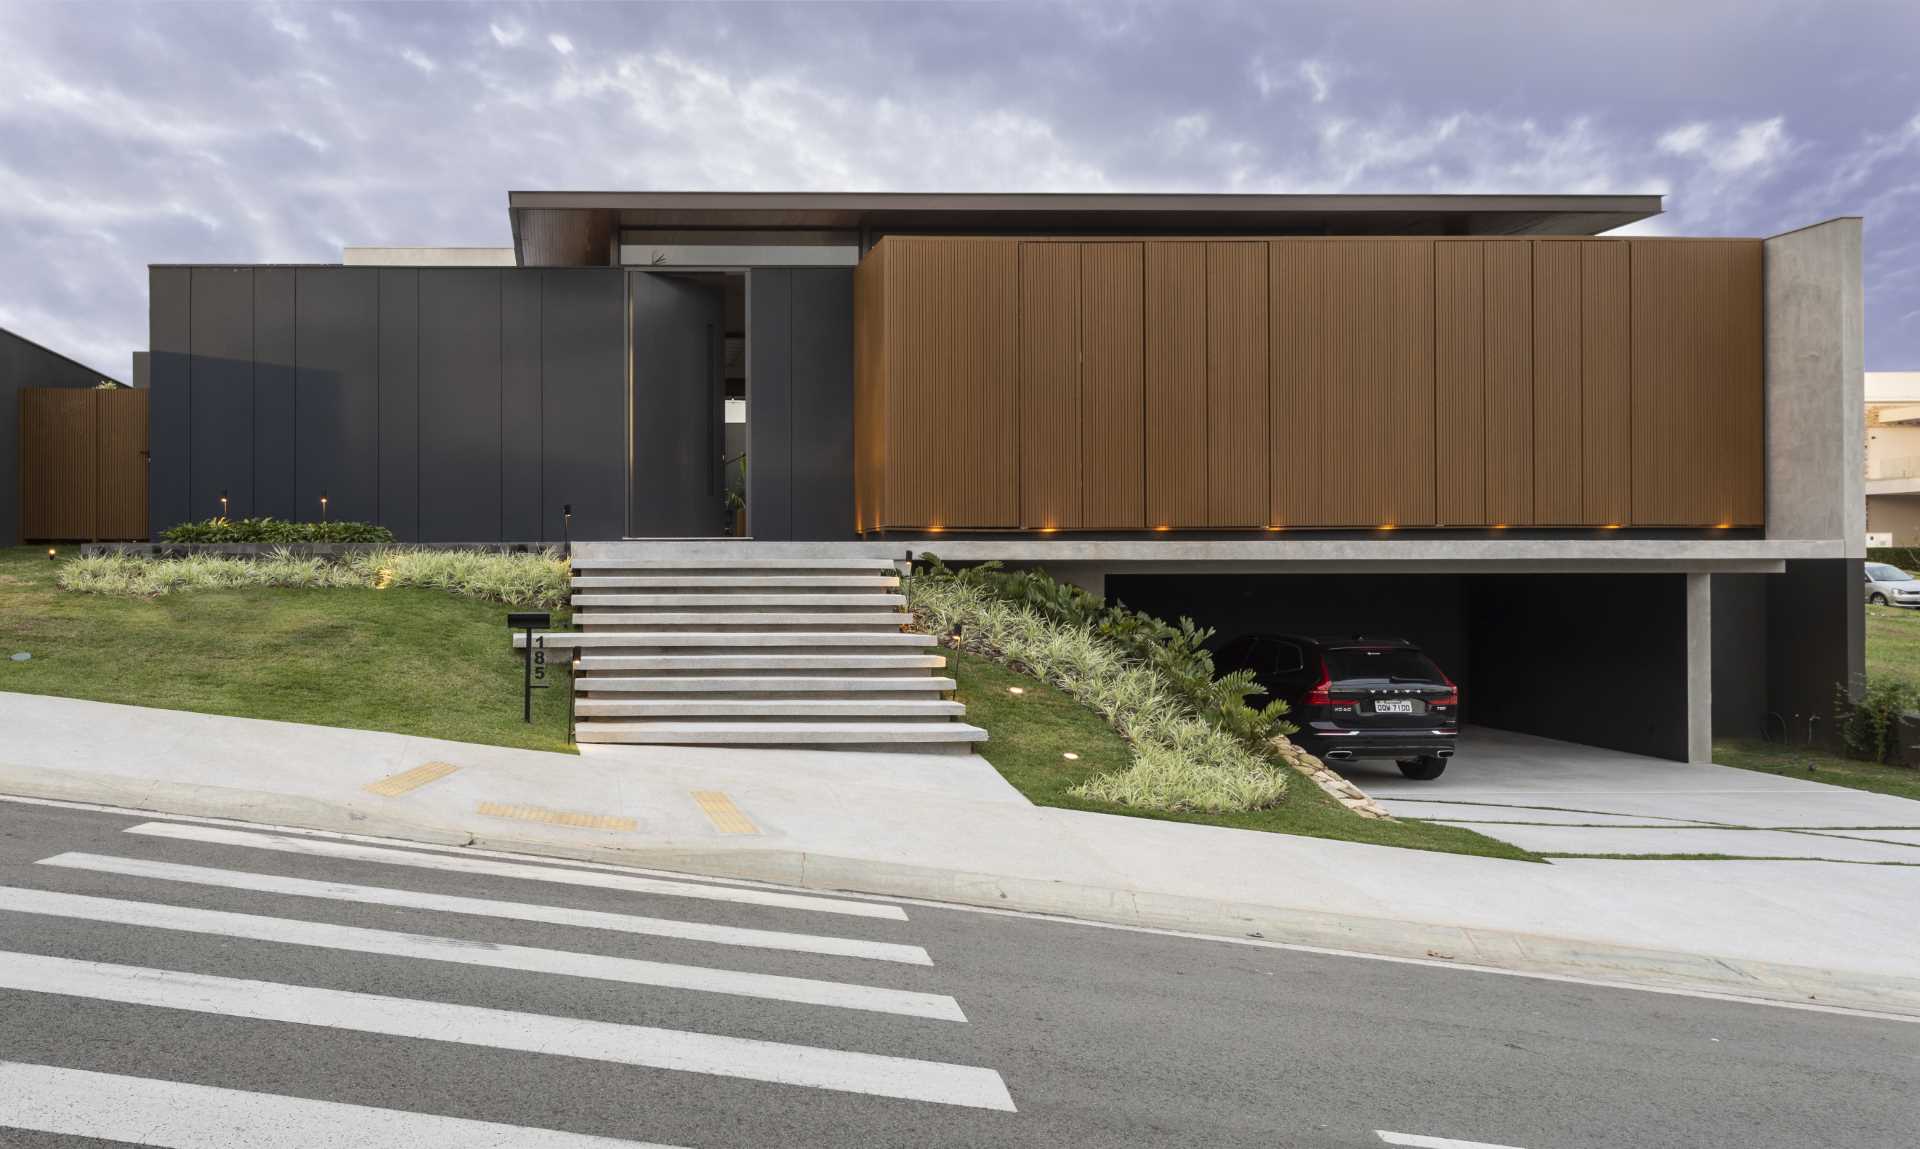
[57,547,570,609]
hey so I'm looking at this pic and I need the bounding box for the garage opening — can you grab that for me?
[1107,572,1691,765]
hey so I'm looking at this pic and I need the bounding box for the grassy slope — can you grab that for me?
[0,546,574,753]
[952,650,1539,861]
[1867,600,1920,682]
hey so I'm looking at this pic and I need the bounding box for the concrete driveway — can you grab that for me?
[1346,727,1920,861]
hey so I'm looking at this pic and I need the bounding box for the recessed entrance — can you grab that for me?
[628,269,747,539]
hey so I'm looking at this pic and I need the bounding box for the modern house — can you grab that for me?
[1865,372,1920,544]
[144,192,1864,759]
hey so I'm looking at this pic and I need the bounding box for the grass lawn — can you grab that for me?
[0,546,574,753]
[1713,738,1920,804]
[952,650,1540,861]
[1700,603,1920,803]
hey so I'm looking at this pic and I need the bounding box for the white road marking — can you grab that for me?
[0,886,962,1021]
[0,1059,685,1148]
[37,853,933,965]
[122,822,907,920]
[4,793,1913,1026]
[1377,1131,1533,1148]
[0,952,1017,1111]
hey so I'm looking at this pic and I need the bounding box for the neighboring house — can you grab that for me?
[1865,372,1920,544]
[2,325,125,544]
[145,192,1864,764]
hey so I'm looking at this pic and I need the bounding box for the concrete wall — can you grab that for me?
[1765,218,1864,553]
[2,326,118,544]
[148,266,627,542]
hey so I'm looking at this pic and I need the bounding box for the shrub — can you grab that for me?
[908,574,1289,814]
[58,547,569,609]
[1834,675,1917,764]
[160,517,396,544]
[913,557,1294,753]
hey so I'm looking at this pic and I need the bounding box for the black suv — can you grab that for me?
[1214,634,1459,780]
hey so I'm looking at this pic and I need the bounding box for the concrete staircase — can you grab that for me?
[538,553,987,752]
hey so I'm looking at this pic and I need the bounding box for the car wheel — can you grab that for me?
[1871,593,1889,606]
[1397,756,1448,781]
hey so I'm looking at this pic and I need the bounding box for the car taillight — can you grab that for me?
[1304,665,1332,706]
[1431,669,1459,707]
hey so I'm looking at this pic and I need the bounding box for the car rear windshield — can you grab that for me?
[1323,647,1448,686]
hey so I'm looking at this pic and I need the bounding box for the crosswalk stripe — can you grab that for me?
[0,1060,686,1148]
[0,887,964,1021]
[37,854,933,965]
[1376,1132,1531,1149]
[0,952,1017,1110]
[123,822,908,920]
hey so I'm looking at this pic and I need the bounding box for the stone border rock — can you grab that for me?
[1270,736,1393,819]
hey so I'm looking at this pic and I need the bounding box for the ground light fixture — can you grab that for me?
[46,548,56,561]
[1007,686,1025,696]
[562,504,573,548]
[1061,752,1080,761]
[219,490,229,517]
[319,493,330,521]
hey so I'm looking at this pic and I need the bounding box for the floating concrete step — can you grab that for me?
[577,699,965,718]
[570,557,904,571]
[581,676,956,693]
[519,631,937,649]
[571,593,907,608]
[575,612,909,628]
[573,721,989,746]
[576,654,948,672]
[573,575,900,589]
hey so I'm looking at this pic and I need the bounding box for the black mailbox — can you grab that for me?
[508,611,551,630]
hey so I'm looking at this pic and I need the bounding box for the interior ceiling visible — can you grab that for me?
[509,192,1664,267]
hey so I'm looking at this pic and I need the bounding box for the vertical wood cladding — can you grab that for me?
[1019,242,1082,529]
[1434,243,1485,525]
[882,238,1018,528]
[1581,242,1632,526]
[1206,242,1268,526]
[95,389,149,541]
[1532,241,1584,525]
[1145,242,1209,527]
[1632,239,1764,526]
[851,234,1765,533]
[1483,242,1535,526]
[18,389,95,540]
[1080,243,1146,529]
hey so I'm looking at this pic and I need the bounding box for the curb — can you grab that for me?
[4,763,1917,1021]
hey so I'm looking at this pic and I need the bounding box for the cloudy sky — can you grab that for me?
[1,0,1916,378]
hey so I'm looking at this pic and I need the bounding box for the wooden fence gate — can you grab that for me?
[19,387,148,541]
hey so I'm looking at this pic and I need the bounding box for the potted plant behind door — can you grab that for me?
[724,453,747,537]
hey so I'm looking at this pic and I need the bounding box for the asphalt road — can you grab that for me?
[0,798,1915,1149]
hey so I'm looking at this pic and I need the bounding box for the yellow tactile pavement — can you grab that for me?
[474,802,638,832]
[362,761,461,798]
[691,790,759,835]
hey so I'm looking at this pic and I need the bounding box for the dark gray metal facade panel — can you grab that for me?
[188,268,255,521]
[540,270,627,542]
[377,269,420,541]
[1468,574,1689,760]
[1767,559,1867,751]
[1711,573,1769,739]
[251,268,297,522]
[0,325,113,543]
[747,269,793,540]
[501,273,544,541]
[630,271,726,537]
[148,267,193,537]
[293,268,381,525]
[788,268,856,539]
[417,269,503,542]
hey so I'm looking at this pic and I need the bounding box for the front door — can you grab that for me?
[630,272,726,537]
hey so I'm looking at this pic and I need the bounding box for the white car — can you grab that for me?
[1864,562,1920,607]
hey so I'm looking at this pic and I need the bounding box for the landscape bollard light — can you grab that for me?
[219,490,229,518]
[563,504,573,552]
[507,611,552,722]
[949,622,963,700]
[319,493,329,522]
[47,548,56,561]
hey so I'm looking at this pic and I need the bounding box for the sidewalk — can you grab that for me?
[4,690,1918,1018]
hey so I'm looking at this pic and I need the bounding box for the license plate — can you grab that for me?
[1374,699,1415,714]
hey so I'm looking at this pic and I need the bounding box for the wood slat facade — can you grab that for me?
[19,387,148,541]
[853,235,1765,532]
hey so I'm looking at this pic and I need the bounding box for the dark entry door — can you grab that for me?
[630,272,726,537]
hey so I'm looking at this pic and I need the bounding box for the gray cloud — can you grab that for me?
[0,0,1916,375]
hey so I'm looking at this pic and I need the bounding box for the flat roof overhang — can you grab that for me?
[509,191,1664,266]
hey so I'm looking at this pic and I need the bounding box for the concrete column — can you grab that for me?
[1765,217,1864,555]
[1687,572,1713,764]
[1050,565,1107,599]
